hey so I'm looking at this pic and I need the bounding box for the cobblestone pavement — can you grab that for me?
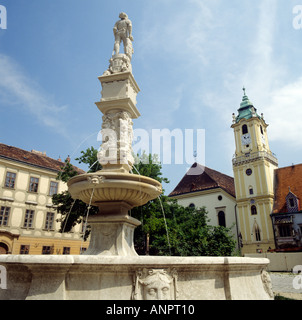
[269,272,302,300]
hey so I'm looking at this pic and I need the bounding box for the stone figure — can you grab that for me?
[132,268,178,300]
[112,12,134,59]
[103,12,134,75]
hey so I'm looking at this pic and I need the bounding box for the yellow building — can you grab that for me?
[231,89,278,254]
[0,143,88,255]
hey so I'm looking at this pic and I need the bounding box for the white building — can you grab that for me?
[169,163,239,245]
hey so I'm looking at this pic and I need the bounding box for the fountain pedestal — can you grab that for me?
[84,202,141,256]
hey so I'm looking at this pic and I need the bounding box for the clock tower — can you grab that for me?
[231,88,278,255]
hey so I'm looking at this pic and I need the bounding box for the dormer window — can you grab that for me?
[286,189,300,212]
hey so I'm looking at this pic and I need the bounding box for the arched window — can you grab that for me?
[251,205,257,215]
[242,124,248,134]
[0,242,9,255]
[218,211,226,227]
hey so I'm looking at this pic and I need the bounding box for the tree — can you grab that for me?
[52,152,99,235]
[53,148,236,256]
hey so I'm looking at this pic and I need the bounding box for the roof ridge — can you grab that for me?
[0,143,84,174]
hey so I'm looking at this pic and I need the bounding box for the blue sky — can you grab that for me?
[0,0,302,195]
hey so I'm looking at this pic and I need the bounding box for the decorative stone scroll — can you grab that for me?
[132,268,178,300]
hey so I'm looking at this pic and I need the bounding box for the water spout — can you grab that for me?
[80,188,95,253]
[158,195,172,256]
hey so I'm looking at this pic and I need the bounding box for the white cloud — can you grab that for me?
[265,77,302,146]
[0,53,69,138]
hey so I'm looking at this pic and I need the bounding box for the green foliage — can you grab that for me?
[52,156,98,235]
[53,149,236,255]
[75,146,102,172]
[56,159,78,183]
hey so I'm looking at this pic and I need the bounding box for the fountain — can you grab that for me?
[0,13,273,300]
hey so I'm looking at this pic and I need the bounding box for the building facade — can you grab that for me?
[0,143,88,255]
[169,163,239,245]
[271,164,302,251]
[231,89,278,254]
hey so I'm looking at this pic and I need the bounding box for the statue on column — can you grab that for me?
[112,12,134,59]
[103,12,134,75]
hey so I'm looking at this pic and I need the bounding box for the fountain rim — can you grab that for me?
[67,170,162,187]
[0,254,270,269]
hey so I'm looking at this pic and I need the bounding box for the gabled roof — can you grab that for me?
[273,163,302,214]
[169,162,235,198]
[0,143,84,174]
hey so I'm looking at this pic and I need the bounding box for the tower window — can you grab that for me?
[242,124,248,135]
[249,187,254,195]
[251,205,257,215]
[255,226,261,242]
[260,125,264,135]
[246,168,252,176]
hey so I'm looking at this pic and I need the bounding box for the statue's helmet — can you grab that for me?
[119,12,128,19]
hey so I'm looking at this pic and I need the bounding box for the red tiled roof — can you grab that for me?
[0,143,84,174]
[273,163,302,214]
[169,162,235,198]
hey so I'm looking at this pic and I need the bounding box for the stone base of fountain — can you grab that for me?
[84,201,141,256]
[0,255,273,300]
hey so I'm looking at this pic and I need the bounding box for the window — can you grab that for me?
[246,168,252,176]
[242,124,248,134]
[0,207,10,226]
[49,181,58,196]
[20,245,30,254]
[42,246,52,254]
[5,172,16,188]
[80,247,87,254]
[251,205,257,215]
[260,125,264,135]
[23,209,34,228]
[44,212,55,230]
[63,247,70,255]
[218,211,226,227]
[189,203,195,208]
[218,195,223,201]
[254,225,261,242]
[29,177,39,193]
[278,225,292,238]
[249,187,254,195]
[289,198,295,208]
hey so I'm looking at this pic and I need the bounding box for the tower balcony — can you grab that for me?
[232,150,278,167]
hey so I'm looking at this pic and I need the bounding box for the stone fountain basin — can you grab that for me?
[0,255,273,300]
[67,171,162,207]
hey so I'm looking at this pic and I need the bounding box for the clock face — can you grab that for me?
[241,133,251,145]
